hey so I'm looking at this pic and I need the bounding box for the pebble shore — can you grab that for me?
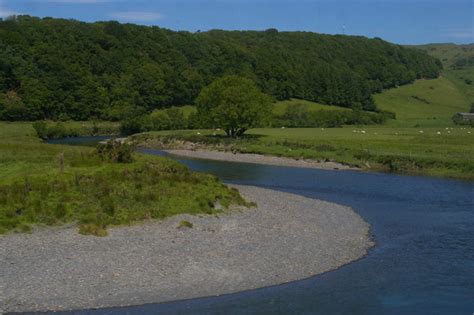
[164,149,359,170]
[1,185,373,313]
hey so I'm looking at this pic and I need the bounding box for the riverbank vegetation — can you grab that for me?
[0,122,247,235]
[133,127,474,180]
[32,120,120,139]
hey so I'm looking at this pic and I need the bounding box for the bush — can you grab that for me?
[120,116,153,135]
[96,140,134,163]
[150,111,171,131]
[32,121,48,139]
[165,108,186,130]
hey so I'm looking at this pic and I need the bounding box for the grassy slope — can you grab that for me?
[374,77,470,127]
[410,43,474,68]
[0,122,246,235]
[375,43,474,127]
[444,66,474,103]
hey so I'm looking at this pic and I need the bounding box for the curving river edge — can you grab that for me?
[1,184,373,313]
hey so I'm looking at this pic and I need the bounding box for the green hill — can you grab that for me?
[376,43,474,127]
[0,16,440,121]
[374,77,470,127]
[410,43,474,68]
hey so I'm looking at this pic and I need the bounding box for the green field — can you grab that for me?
[374,77,470,127]
[136,126,474,180]
[444,67,474,103]
[0,122,246,235]
[374,43,474,127]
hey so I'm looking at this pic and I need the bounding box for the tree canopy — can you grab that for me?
[196,76,272,137]
[0,16,442,121]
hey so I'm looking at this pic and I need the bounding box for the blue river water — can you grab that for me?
[44,141,474,315]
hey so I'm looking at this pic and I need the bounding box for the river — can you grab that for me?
[45,139,474,315]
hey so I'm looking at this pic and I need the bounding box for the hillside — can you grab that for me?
[0,16,441,121]
[375,77,469,127]
[375,43,474,126]
[413,44,474,101]
[410,43,474,68]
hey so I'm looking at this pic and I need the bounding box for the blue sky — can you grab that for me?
[1,0,473,44]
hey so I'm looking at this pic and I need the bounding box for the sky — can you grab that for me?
[0,0,473,45]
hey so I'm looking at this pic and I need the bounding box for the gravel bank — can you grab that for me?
[1,185,373,313]
[164,149,359,170]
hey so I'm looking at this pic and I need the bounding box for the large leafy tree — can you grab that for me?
[196,76,272,137]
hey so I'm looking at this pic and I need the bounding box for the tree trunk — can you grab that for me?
[236,128,247,137]
[225,127,246,138]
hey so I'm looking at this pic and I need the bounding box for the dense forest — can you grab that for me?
[0,15,442,121]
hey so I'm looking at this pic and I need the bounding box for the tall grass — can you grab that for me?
[0,122,248,235]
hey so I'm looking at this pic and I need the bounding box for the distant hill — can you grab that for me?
[412,43,474,103]
[0,15,441,121]
[376,43,474,126]
[409,43,474,69]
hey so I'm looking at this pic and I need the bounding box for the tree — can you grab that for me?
[196,76,272,137]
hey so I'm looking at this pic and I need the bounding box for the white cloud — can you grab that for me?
[108,11,163,22]
[445,28,474,40]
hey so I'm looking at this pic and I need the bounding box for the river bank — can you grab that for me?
[131,128,474,180]
[164,149,359,170]
[1,185,373,313]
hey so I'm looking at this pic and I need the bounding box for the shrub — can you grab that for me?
[96,140,134,163]
[150,111,171,131]
[120,115,153,135]
[165,108,186,130]
[32,121,48,139]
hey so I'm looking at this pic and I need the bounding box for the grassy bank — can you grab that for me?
[0,122,247,235]
[133,126,474,180]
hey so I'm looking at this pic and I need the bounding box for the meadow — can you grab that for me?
[0,122,247,235]
[374,77,470,127]
[135,125,474,180]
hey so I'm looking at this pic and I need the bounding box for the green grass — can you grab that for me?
[0,122,247,235]
[444,67,474,104]
[272,99,350,115]
[135,126,474,180]
[374,77,470,127]
[377,44,473,128]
